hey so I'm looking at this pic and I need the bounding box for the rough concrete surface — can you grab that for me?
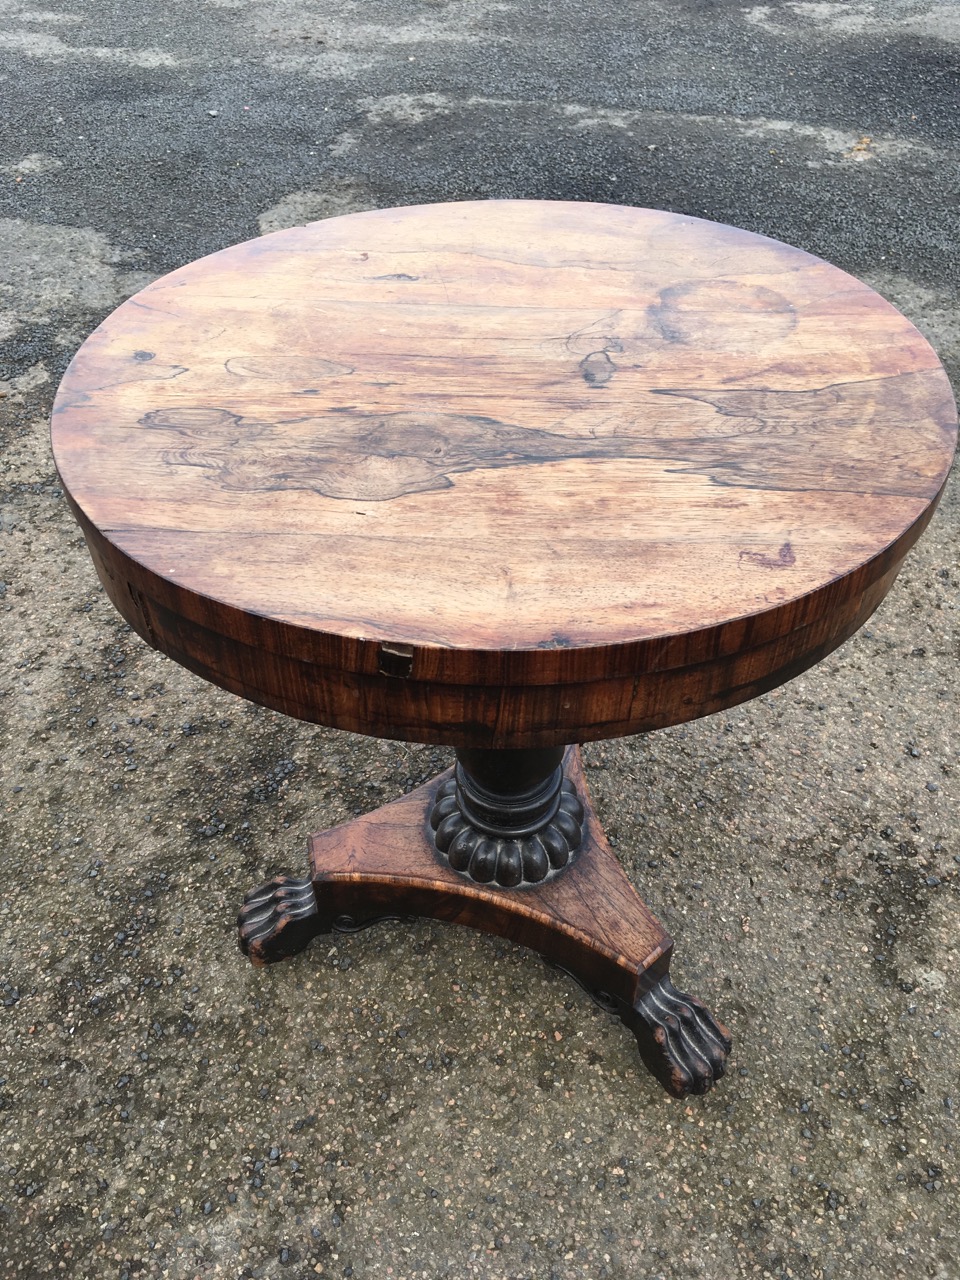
[1,1,959,1277]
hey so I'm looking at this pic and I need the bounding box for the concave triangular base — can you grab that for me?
[238,748,730,1097]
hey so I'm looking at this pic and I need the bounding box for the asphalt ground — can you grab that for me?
[1,1,959,1277]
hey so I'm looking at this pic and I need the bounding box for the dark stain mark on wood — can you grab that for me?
[138,406,655,501]
[739,541,796,570]
[133,350,155,362]
[651,280,796,350]
[370,273,420,281]
[580,350,616,387]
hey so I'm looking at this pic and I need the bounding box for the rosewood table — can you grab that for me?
[51,201,957,1098]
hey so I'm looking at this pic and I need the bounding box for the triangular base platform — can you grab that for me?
[238,749,730,1097]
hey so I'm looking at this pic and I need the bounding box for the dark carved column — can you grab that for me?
[429,746,584,887]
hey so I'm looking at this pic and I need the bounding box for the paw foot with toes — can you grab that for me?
[237,874,323,967]
[632,974,732,1097]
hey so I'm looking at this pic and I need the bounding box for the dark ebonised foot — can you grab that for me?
[626,974,732,1097]
[237,874,325,967]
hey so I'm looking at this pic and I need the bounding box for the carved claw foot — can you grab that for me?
[629,975,732,1098]
[237,875,325,967]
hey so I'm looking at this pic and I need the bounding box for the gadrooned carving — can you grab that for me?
[430,767,584,887]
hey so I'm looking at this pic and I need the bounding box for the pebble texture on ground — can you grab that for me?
[1,1,959,1276]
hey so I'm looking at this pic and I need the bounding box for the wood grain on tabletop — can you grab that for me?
[51,201,958,747]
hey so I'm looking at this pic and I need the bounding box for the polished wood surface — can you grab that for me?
[51,201,957,747]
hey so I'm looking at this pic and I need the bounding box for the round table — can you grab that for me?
[52,201,957,1097]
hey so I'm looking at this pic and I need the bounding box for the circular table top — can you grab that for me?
[52,200,957,747]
